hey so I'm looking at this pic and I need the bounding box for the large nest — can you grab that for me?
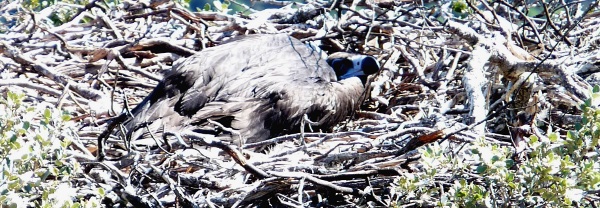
[1,0,599,206]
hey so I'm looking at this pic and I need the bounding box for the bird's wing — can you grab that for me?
[184,97,275,144]
[186,81,349,144]
[173,34,338,116]
[125,34,345,143]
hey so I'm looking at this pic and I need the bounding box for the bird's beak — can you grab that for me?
[338,55,379,79]
[339,65,366,79]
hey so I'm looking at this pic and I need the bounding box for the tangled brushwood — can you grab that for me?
[1,0,600,207]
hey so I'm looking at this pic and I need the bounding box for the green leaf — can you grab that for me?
[98,187,105,196]
[491,155,500,162]
[548,132,558,142]
[585,99,592,107]
[50,167,59,175]
[17,128,26,136]
[61,140,71,148]
[203,3,211,11]
[575,123,582,131]
[566,131,575,140]
[506,172,515,182]
[451,0,468,13]
[529,135,539,145]
[61,114,71,122]
[222,0,230,8]
[594,85,600,93]
[22,121,30,130]
[43,108,51,124]
[8,180,20,190]
[24,183,33,192]
[476,165,487,174]
[40,169,51,181]
[505,159,514,168]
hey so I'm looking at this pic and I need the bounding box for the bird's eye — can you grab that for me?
[330,60,343,70]
[329,59,353,77]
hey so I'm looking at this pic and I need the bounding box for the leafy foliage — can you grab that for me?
[396,88,600,207]
[199,0,231,13]
[451,0,469,17]
[0,91,102,207]
[21,0,90,26]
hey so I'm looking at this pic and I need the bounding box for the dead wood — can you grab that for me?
[2,0,600,206]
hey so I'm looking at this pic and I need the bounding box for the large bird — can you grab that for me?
[98,34,379,158]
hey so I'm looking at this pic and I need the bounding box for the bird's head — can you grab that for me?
[326,52,380,82]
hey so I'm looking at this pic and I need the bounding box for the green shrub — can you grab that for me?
[0,91,102,208]
[396,87,600,207]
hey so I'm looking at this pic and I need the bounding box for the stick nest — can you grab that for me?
[1,0,599,206]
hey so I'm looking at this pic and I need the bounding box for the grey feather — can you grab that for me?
[120,34,380,146]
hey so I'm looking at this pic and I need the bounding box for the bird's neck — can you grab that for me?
[332,77,367,116]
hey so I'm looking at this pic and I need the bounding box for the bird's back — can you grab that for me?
[125,34,343,145]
